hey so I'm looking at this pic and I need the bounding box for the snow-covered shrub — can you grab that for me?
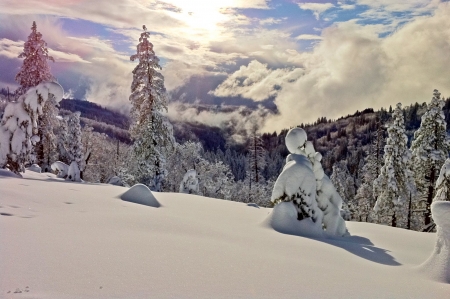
[271,127,348,236]
[51,161,69,178]
[179,169,199,194]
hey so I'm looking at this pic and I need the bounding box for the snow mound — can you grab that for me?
[27,164,42,173]
[285,127,307,154]
[108,176,124,186]
[0,169,21,178]
[51,161,68,178]
[263,201,323,238]
[120,184,161,208]
[419,201,450,283]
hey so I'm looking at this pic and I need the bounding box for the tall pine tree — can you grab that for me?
[373,103,415,228]
[15,21,59,171]
[411,90,450,230]
[128,25,174,191]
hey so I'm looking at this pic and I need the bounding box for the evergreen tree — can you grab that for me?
[373,103,416,228]
[16,21,59,171]
[128,25,174,191]
[411,89,450,230]
[15,21,55,95]
[354,126,385,222]
[331,160,356,219]
[65,112,84,169]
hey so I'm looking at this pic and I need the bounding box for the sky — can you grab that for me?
[1,0,450,133]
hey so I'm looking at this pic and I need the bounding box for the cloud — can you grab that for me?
[210,3,450,133]
[212,60,303,102]
[167,102,273,142]
[295,34,323,40]
[298,2,335,20]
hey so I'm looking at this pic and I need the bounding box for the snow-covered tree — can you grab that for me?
[15,21,55,96]
[411,90,450,229]
[164,141,203,192]
[16,21,59,172]
[0,82,63,175]
[373,103,416,228]
[61,112,85,181]
[354,130,385,222]
[179,169,199,194]
[35,97,59,172]
[331,160,356,218]
[248,125,266,186]
[128,25,174,191]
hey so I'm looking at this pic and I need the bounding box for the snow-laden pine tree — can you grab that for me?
[331,160,356,219]
[354,137,382,222]
[411,90,450,230]
[15,21,59,171]
[36,98,59,172]
[373,103,416,228]
[0,82,63,175]
[15,21,55,95]
[64,112,84,181]
[128,25,174,191]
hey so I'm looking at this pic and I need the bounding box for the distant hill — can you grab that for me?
[59,99,131,143]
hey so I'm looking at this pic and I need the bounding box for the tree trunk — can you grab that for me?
[407,192,412,230]
[392,211,397,227]
[425,167,435,226]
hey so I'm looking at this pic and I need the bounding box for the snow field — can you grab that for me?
[0,171,449,298]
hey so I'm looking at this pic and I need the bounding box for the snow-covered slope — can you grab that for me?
[0,171,449,298]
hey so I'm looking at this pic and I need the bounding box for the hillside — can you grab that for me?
[1,170,449,298]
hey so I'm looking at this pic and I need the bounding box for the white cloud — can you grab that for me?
[298,2,335,20]
[211,3,450,133]
[295,34,323,40]
[212,60,304,102]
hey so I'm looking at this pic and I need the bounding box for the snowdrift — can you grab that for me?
[0,171,449,298]
[120,183,161,207]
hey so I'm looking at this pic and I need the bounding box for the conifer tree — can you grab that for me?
[128,25,174,191]
[15,21,55,95]
[411,90,450,230]
[16,21,59,171]
[373,103,416,228]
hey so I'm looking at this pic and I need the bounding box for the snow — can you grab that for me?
[419,201,450,283]
[0,171,449,298]
[120,183,161,208]
[27,164,41,173]
[263,201,323,238]
[0,169,21,178]
[107,176,123,186]
[67,161,80,182]
[50,161,68,178]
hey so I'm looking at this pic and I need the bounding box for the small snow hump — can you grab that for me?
[120,184,161,208]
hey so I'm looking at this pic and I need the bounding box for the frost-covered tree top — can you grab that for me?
[129,25,167,138]
[15,21,55,95]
